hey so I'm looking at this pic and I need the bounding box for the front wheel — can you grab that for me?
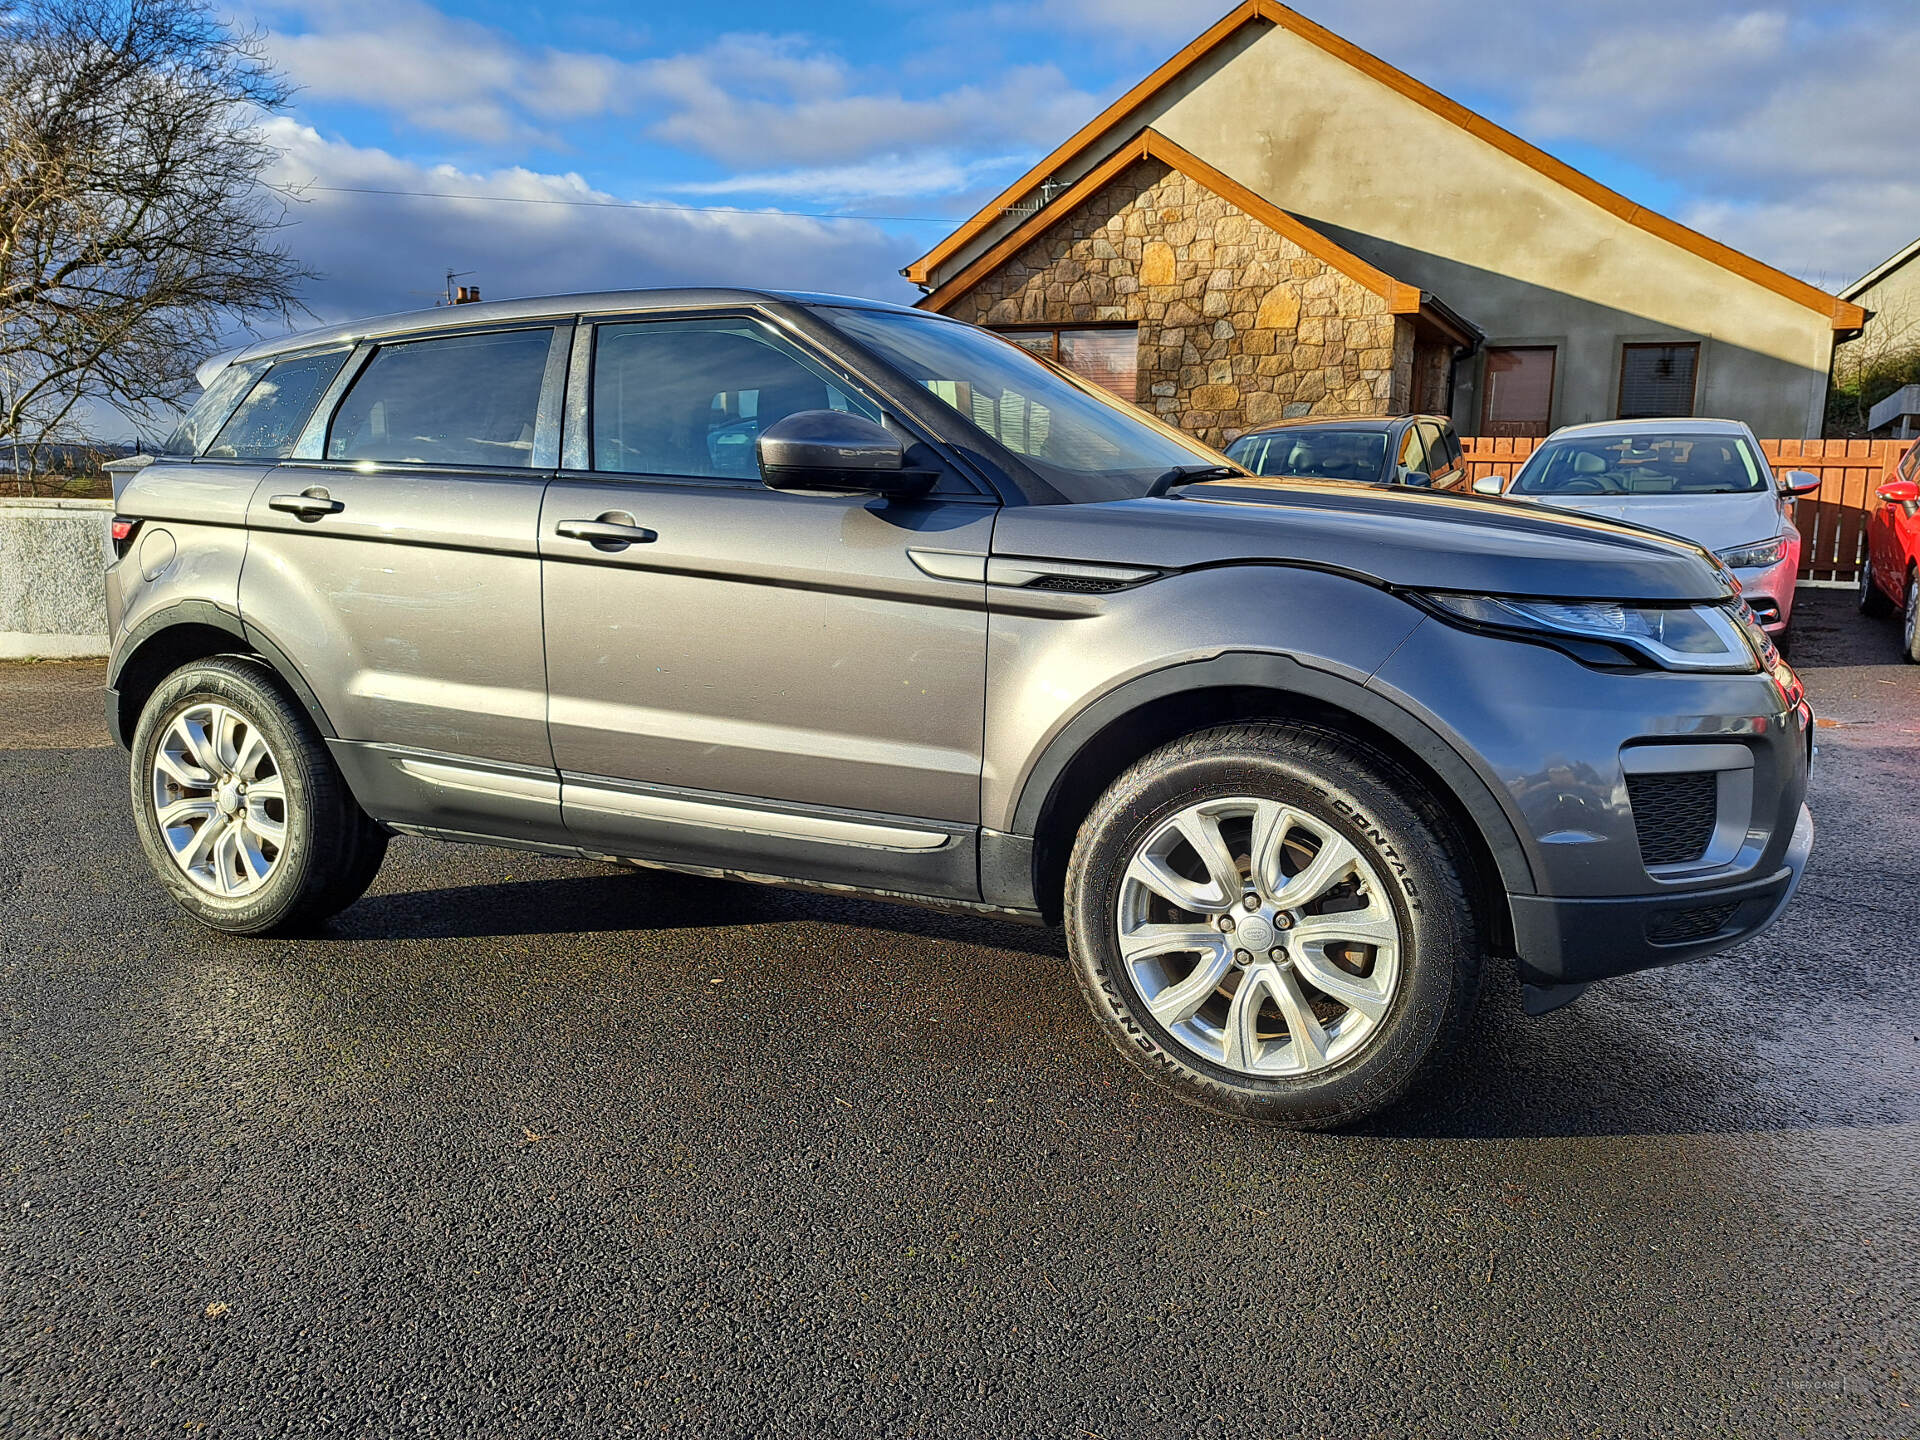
[1063,723,1483,1128]
[129,656,387,935]
[1904,572,1920,664]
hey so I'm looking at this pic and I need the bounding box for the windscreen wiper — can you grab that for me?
[1145,464,1246,497]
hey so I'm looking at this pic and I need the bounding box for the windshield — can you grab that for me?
[825,305,1226,502]
[1225,429,1388,483]
[1511,433,1769,497]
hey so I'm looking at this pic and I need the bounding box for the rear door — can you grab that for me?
[240,322,571,841]
[539,309,995,897]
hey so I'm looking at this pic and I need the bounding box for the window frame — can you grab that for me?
[1478,345,1559,439]
[294,322,571,475]
[1616,340,1701,421]
[990,322,1142,404]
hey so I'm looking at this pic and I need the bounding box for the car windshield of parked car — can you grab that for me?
[826,306,1228,502]
[1225,429,1388,482]
[1510,434,1768,497]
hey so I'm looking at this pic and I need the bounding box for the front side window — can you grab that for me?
[1510,433,1766,497]
[162,360,266,456]
[205,350,351,460]
[1225,429,1389,483]
[327,328,554,468]
[590,318,876,480]
[829,306,1222,503]
[1618,342,1700,420]
[1396,426,1429,479]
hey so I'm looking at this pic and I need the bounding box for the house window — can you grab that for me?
[1479,346,1556,438]
[1618,342,1700,419]
[995,326,1139,402]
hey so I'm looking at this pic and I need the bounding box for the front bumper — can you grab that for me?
[1731,552,1798,632]
[1510,801,1813,988]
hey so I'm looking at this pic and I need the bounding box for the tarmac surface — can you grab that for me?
[1,588,1914,1438]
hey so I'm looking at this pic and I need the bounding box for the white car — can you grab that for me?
[1476,419,1819,646]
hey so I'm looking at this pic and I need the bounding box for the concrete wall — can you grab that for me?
[0,498,112,658]
[932,19,1840,438]
[1835,253,1920,390]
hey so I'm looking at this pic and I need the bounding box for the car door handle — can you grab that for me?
[555,514,658,550]
[268,489,344,519]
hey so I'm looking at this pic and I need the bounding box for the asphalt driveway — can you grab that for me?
[1,588,1915,1438]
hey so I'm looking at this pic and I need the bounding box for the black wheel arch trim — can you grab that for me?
[1003,649,1540,903]
[107,600,337,747]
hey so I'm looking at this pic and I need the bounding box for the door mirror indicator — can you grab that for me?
[757,411,936,497]
[1780,470,1823,497]
[1471,475,1504,496]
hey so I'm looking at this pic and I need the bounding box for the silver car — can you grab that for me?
[1476,419,1820,647]
[104,291,1814,1128]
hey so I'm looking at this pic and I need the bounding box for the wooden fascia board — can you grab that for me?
[921,130,1420,316]
[907,0,1864,330]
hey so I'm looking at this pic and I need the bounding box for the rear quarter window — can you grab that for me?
[204,350,351,460]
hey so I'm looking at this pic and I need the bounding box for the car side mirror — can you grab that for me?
[1879,479,1920,506]
[1403,470,1434,488]
[1471,475,1503,496]
[757,411,936,497]
[1780,470,1822,497]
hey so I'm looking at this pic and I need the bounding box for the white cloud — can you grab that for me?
[257,119,924,331]
[666,153,1030,205]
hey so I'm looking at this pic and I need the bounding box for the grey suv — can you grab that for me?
[105,290,1814,1127]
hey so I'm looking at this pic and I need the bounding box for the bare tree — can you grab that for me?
[0,0,308,487]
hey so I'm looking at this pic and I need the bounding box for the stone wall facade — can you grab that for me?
[943,159,1415,447]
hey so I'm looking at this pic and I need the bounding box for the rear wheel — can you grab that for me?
[1859,558,1894,618]
[1063,723,1483,1128]
[130,657,386,935]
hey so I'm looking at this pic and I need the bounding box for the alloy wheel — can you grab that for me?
[1908,576,1919,653]
[150,701,288,898]
[1115,797,1402,1078]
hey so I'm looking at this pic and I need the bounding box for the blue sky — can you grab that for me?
[112,0,1918,436]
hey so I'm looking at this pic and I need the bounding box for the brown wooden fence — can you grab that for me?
[1460,437,1907,582]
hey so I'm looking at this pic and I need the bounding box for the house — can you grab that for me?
[1834,237,1920,432]
[905,1,1865,446]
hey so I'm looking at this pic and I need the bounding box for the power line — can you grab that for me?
[287,183,958,226]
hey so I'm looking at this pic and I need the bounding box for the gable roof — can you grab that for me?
[923,129,1403,305]
[905,0,1867,332]
[1842,237,1920,302]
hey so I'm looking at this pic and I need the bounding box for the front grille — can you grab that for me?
[1647,902,1738,945]
[1626,770,1718,867]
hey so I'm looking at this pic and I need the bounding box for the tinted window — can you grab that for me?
[1230,429,1388,482]
[829,306,1222,503]
[1396,426,1429,479]
[1481,346,1555,438]
[162,361,265,456]
[1417,422,1451,473]
[592,318,877,479]
[327,329,553,467]
[205,350,350,460]
[1510,433,1766,497]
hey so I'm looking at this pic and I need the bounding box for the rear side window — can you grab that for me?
[590,318,877,479]
[162,361,265,456]
[327,329,554,468]
[204,351,350,460]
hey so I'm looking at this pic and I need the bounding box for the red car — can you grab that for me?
[1860,438,1920,661]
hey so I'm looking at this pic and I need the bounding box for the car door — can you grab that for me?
[1870,442,1920,586]
[240,321,572,843]
[539,310,995,899]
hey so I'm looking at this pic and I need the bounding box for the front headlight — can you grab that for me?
[1419,594,1759,673]
[1716,535,1788,570]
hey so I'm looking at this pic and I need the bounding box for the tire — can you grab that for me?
[1904,571,1920,665]
[1860,559,1894,618]
[129,656,385,935]
[1064,722,1483,1129]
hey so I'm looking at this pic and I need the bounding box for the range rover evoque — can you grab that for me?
[105,290,1814,1127]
